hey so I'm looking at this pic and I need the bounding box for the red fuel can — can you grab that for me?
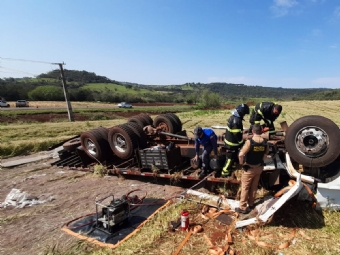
[181,210,189,230]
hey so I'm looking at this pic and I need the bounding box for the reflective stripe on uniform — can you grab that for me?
[254,121,261,124]
[224,138,241,146]
[222,158,232,173]
[226,126,241,133]
[257,109,264,117]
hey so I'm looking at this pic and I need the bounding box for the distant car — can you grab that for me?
[117,102,132,108]
[16,100,29,107]
[0,100,10,108]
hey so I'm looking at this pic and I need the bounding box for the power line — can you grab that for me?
[0,57,54,65]
[0,66,38,76]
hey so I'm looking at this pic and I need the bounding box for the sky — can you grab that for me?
[0,0,339,88]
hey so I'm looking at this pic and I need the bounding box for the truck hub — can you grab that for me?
[295,127,328,157]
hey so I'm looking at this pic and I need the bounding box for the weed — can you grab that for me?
[93,164,108,177]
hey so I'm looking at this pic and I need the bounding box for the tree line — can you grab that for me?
[0,70,336,105]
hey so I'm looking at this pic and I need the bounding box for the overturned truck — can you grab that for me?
[52,113,340,210]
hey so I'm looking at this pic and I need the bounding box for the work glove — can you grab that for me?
[262,127,270,133]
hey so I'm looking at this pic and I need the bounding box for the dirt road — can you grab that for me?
[0,155,185,255]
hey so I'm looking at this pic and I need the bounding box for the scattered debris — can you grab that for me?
[0,188,54,208]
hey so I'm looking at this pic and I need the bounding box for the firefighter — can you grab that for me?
[249,102,282,134]
[235,124,269,214]
[192,126,218,178]
[221,104,250,177]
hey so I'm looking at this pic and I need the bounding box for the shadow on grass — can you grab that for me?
[268,197,325,229]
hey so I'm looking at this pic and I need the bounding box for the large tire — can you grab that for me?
[285,115,340,167]
[167,113,182,132]
[153,115,176,134]
[135,115,149,127]
[108,125,139,159]
[163,114,179,134]
[128,116,144,128]
[126,122,148,149]
[139,113,153,125]
[164,113,182,134]
[80,128,111,161]
[63,137,81,151]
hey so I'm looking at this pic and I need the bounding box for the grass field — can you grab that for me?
[2,100,340,255]
[1,100,340,157]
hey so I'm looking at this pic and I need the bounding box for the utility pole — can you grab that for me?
[54,62,74,122]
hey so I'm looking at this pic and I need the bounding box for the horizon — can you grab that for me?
[0,68,333,90]
[1,0,339,89]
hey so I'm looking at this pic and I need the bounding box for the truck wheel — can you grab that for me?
[128,116,144,128]
[139,113,153,125]
[135,115,149,127]
[164,113,182,134]
[285,115,340,167]
[108,125,139,159]
[153,115,176,134]
[126,122,148,148]
[80,128,110,161]
[167,113,182,132]
[63,137,81,151]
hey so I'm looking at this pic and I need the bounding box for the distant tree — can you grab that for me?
[28,86,64,101]
[198,90,221,109]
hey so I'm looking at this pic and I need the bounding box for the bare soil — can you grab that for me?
[0,155,186,255]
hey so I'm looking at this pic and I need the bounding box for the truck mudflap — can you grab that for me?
[235,174,303,228]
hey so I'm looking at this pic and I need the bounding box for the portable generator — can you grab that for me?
[95,194,130,234]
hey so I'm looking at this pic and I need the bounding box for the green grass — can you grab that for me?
[3,100,340,157]
[83,83,157,95]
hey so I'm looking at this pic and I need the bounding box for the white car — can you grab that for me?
[117,102,132,108]
[0,100,10,108]
[16,100,29,107]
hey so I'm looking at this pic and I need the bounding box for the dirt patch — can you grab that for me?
[0,156,185,255]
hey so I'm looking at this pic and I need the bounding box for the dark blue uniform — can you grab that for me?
[195,128,218,174]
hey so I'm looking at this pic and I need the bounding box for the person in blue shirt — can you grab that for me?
[192,126,218,178]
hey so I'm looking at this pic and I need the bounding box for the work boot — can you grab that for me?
[235,207,251,214]
[249,205,256,210]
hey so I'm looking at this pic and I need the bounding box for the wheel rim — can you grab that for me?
[157,122,170,132]
[294,126,329,158]
[113,134,128,153]
[84,138,98,156]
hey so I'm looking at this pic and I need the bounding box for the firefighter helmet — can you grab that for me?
[236,104,250,116]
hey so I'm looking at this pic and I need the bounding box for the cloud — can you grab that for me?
[270,0,298,17]
[312,77,340,87]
